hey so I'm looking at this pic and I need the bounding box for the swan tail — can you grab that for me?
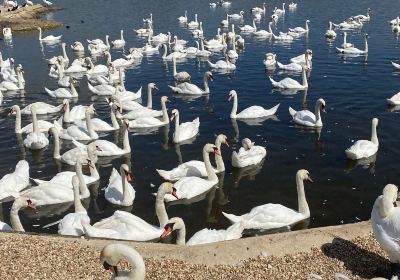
[193,117,200,128]
[276,61,285,69]
[87,82,97,94]
[207,61,217,68]
[269,77,279,87]
[156,169,172,180]
[135,86,142,98]
[266,103,280,116]
[31,178,46,185]
[288,28,295,32]
[222,212,243,224]
[335,47,344,53]
[392,62,400,69]
[288,106,297,117]
[44,87,54,97]
[168,85,180,93]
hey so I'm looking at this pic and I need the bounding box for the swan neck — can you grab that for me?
[110,105,119,129]
[10,202,24,232]
[70,80,78,97]
[31,108,39,134]
[124,250,146,279]
[122,125,131,153]
[62,44,67,60]
[155,188,168,227]
[296,176,309,217]
[302,69,308,87]
[214,139,225,172]
[204,147,218,181]
[85,110,98,139]
[203,73,210,93]
[63,101,70,122]
[172,57,177,76]
[121,167,131,205]
[230,94,238,118]
[162,45,167,58]
[314,101,322,126]
[371,122,378,145]
[76,161,89,198]
[53,129,61,159]
[14,107,22,133]
[161,99,168,123]
[174,113,180,137]
[147,85,153,108]
[365,36,368,52]
[176,223,186,245]
[73,179,87,213]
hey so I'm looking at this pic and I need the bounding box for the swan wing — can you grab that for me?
[92,140,123,156]
[292,110,317,126]
[164,176,216,201]
[176,118,200,140]
[58,213,90,236]
[129,117,164,128]
[345,140,378,160]
[105,169,135,205]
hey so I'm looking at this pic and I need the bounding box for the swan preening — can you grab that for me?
[232,138,266,168]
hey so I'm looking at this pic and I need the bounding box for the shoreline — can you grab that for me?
[0,221,392,279]
[0,4,62,31]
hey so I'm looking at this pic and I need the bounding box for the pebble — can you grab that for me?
[335,272,350,280]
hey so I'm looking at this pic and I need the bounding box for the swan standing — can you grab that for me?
[105,164,135,206]
[229,90,280,119]
[223,169,313,230]
[169,71,213,95]
[232,138,266,168]
[23,105,49,150]
[170,109,200,143]
[100,244,145,280]
[289,98,326,127]
[345,118,379,160]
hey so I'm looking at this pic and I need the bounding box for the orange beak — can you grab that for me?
[172,189,178,199]
[214,149,221,156]
[170,114,176,121]
[126,172,132,182]
[307,177,314,183]
[27,200,36,210]
[161,227,173,238]
[224,140,229,147]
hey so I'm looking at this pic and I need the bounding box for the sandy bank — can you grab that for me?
[0,4,62,31]
[0,221,393,279]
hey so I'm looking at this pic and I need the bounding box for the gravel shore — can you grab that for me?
[0,230,392,279]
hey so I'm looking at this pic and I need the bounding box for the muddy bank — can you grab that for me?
[0,4,62,31]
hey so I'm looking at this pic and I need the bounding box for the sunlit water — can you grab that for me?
[0,0,399,240]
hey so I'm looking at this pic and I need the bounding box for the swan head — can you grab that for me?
[160,217,185,238]
[372,117,379,128]
[160,182,178,199]
[149,82,158,91]
[306,20,310,23]
[205,143,221,156]
[170,109,179,121]
[206,71,213,81]
[37,27,41,31]
[100,244,122,276]
[296,169,313,183]
[121,164,133,182]
[216,134,229,148]
[8,104,19,116]
[242,138,255,150]
[111,102,122,114]
[317,98,326,113]
[161,96,169,103]
[12,197,37,212]
[122,119,130,129]
[306,49,313,56]
[86,104,96,116]
[228,90,237,101]
[365,33,369,39]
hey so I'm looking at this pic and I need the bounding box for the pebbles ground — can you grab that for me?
[0,232,392,279]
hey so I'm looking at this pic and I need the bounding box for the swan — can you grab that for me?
[188,14,199,28]
[169,71,213,95]
[88,44,104,56]
[10,197,37,232]
[196,40,212,57]
[58,175,90,236]
[55,105,99,141]
[289,98,326,127]
[390,17,400,26]
[223,169,313,230]
[336,34,368,54]
[9,105,53,134]
[325,21,337,38]
[54,59,72,87]
[63,60,87,74]
[387,92,400,105]
[251,3,266,14]
[0,160,29,201]
[20,102,63,115]
[227,41,238,59]
[85,57,108,76]
[192,22,204,37]
[104,51,134,68]
[182,41,199,55]
[151,32,171,43]
[205,33,227,50]
[170,109,200,143]
[157,134,228,181]
[277,51,311,71]
[341,32,353,48]
[220,0,231,7]
[228,11,244,20]
[172,54,191,83]
[91,119,131,157]
[227,24,236,40]
[48,43,69,67]
[160,217,244,246]
[270,67,308,89]
[333,18,363,29]
[71,41,84,52]
[0,65,24,91]
[45,77,79,98]
[111,30,126,48]
[105,164,135,206]
[53,136,100,166]
[289,20,310,33]
[231,138,266,168]
[177,11,188,23]
[345,118,379,160]
[272,30,294,41]
[221,14,229,28]
[87,81,116,96]
[128,96,169,129]
[353,8,371,22]
[61,99,87,123]
[371,184,400,275]
[100,244,145,279]
[239,20,257,33]
[75,102,120,132]
[229,90,280,119]
[290,49,313,64]
[263,53,276,68]
[3,27,12,39]
[275,3,286,14]
[163,143,219,202]
[37,27,61,42]
[208,56,236,70]
[23,105,49,150]
[253,22,273,37]
[134,26,152,36]
[43,0,53,6]
[83,182,177,241]
[161,44,186,61]
[289,2,297,9]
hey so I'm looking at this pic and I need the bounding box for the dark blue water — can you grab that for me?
[0,0,399,238]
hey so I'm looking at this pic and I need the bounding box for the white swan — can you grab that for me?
[353,8,371,22]
[208,56,236,70]
[263,53,276,68]
[251,3,266,14]
[272,30,294,41]
[170,109,200,143]
[275,3,286,14]
[58,175,90,236]
[100,244,145,279]
[45,77,79,98]
[87,82,116,96]
[105,164,135,206]
[0,65,24,91]
[161,44,186,61]
[23,105,49,150]
[163,144,219,202]
[289,2,297,9]
[196,40,212,57]
[71,41,84,52]
[151,32,171,44]
[387,92,400,105]
[289,20,310,33]
[290,50,313,64]
[48,43,69,67]
[345,118,379,160]
[173,54,191,83]
[160,217,244,246]
[52,136,100,166]
[192,22,204,37]
[221,14,229,27]
[277,51,311,72]
[37,27,62,42]
[253,22,273,38]
[111,30,126,48]
[188,14,199,28]
[371,184,400,271]
[104,51,134,68]
[85,57,108,76]
[157,134,228,181]
[336,34,368,54]
[61,99,87,123]
[83,182,177,241]
[55,105,99,141]
[289,98,326,127]
[239,20,257,33]
[169,71,213,95]
[0,160,29,201]
[229,90,280,119]
[341,32,353,48]
[128,96,169,129]
[92,119,131,157]
[325,21,337,38]
[223,169,313,230]
[232,138,266,168]
[228,11,244,20]
[10,197,37,232]
[177,11,188,23]
[20,102,63,115]
[270,67,308,89]
[74,102,120,132]
[3,27,12,39]
[9,105,53,134]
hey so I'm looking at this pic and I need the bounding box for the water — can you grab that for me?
[0,0,399,239]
